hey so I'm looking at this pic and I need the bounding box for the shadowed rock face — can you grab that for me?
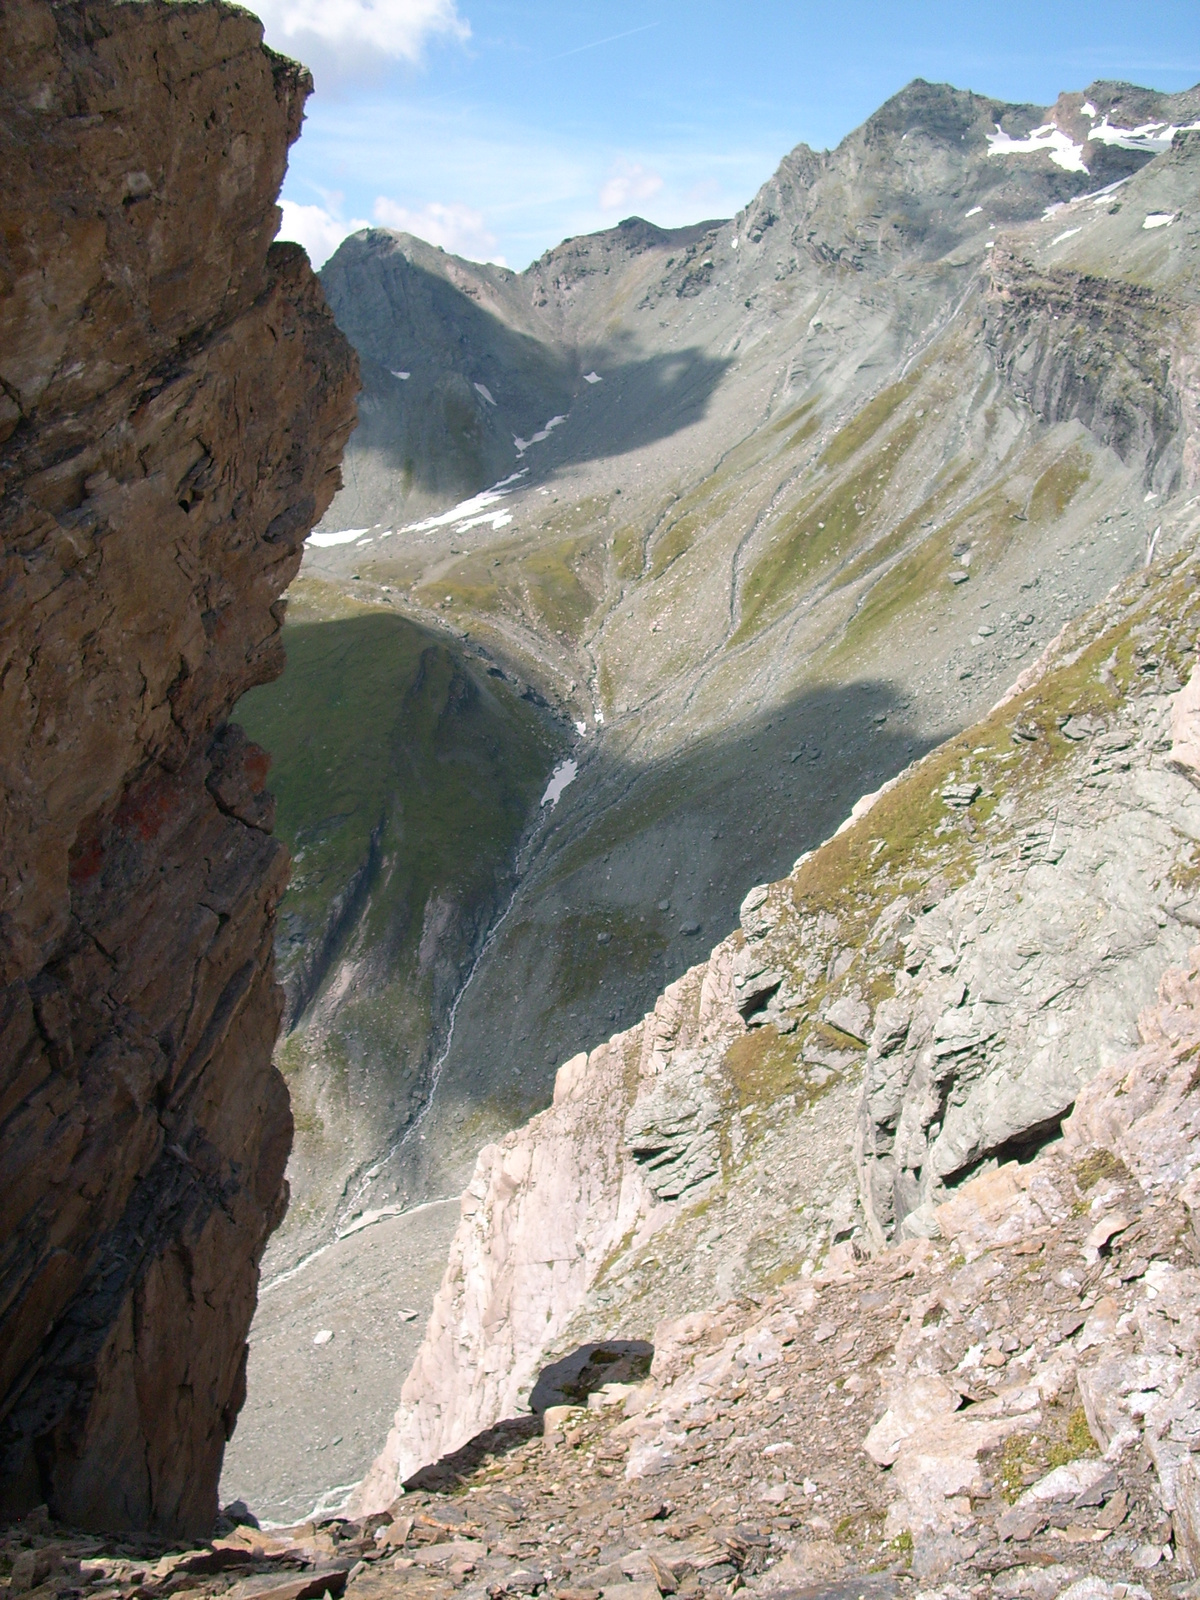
[0,0,357,1534]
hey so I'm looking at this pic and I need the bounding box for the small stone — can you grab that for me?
[1096,1489,1128,1529]
[824,995,870,1043]
[1082,1212,1128,1261]
[997,1504,1047,1542]
[647,1554,677,1594]
[313,1329,334,1346]
[1131,1544,1164,1569]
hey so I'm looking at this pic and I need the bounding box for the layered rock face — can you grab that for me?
[0,1,357,1534]
[357,534,1200,1505]
[984,130,1200,496]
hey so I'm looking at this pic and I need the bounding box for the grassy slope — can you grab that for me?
[235,579,562,1238]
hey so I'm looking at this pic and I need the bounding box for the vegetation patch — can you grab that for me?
[235,604,562,1183]
[723,1026,804,1110]
[1073,1149,1129,1191]
[734,416,923,643]
[612,523,646,581]
[819,373,920,470]
[522,534,603,639]
[1029,445,1091,523]
[998,1405,1097,1502]
[649,477,739,578]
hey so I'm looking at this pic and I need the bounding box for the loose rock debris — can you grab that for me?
[7,944,1200,1600]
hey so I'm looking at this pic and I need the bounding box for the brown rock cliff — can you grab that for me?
[0,0,358,1533]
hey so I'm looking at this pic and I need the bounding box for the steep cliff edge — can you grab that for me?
[356,530,1200,1508]
[0,0,357,1534]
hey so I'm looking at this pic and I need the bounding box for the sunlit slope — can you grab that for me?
[290,80,1200,1225]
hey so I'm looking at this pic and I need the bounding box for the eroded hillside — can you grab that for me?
[228,78,1200,1523]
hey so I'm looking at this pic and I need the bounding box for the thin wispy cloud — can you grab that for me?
[372,197,506,264]
[538,22,660,66]
[252,0,468,61]
[599,161,665,212]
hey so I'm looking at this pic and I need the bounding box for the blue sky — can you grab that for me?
[257,0,1200,271]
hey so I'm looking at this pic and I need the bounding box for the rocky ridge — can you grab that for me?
[0,0,356,1533]
[231,75,1200,1521]
[9,913,1200,1600]
[357,531,1200,1503]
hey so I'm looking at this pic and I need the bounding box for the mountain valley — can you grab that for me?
[4,11,1199,1595]
[221,74,1200,1529]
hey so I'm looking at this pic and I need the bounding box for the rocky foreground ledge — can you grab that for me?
[0,1,356,1532]
[6,928,1200,1600]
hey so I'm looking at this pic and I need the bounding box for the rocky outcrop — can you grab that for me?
[983,129,1200,494]
[0,1,357,1534]
[984,249,1181,489]
[356,541,1200,1502]
[350,991,689,1509]
[9,940,1200,1592]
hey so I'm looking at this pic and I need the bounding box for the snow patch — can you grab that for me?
[987,123,1088,173]
[474,382,496,405]
[1081,101,1097,118]
[1092,116,1200,155]
[1143,213,1176,230]
[307,527,369,547]
[391,370,410,380]
[583,371,603,384]
[964,205,982,218]
[1051,227,1082,246]
[540,758,578,809]
[574,720,587,737]
[514,413,568,457]
[403,471,527,536]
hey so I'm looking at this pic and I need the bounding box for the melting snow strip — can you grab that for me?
[402,473,527,535]
[540,757,578,808]
[306,527,369,547]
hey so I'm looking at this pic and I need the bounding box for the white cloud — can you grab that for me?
[599,161,664,213]
[251,0,469,60]
[277,199,369,267]
[372,197,505,263]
